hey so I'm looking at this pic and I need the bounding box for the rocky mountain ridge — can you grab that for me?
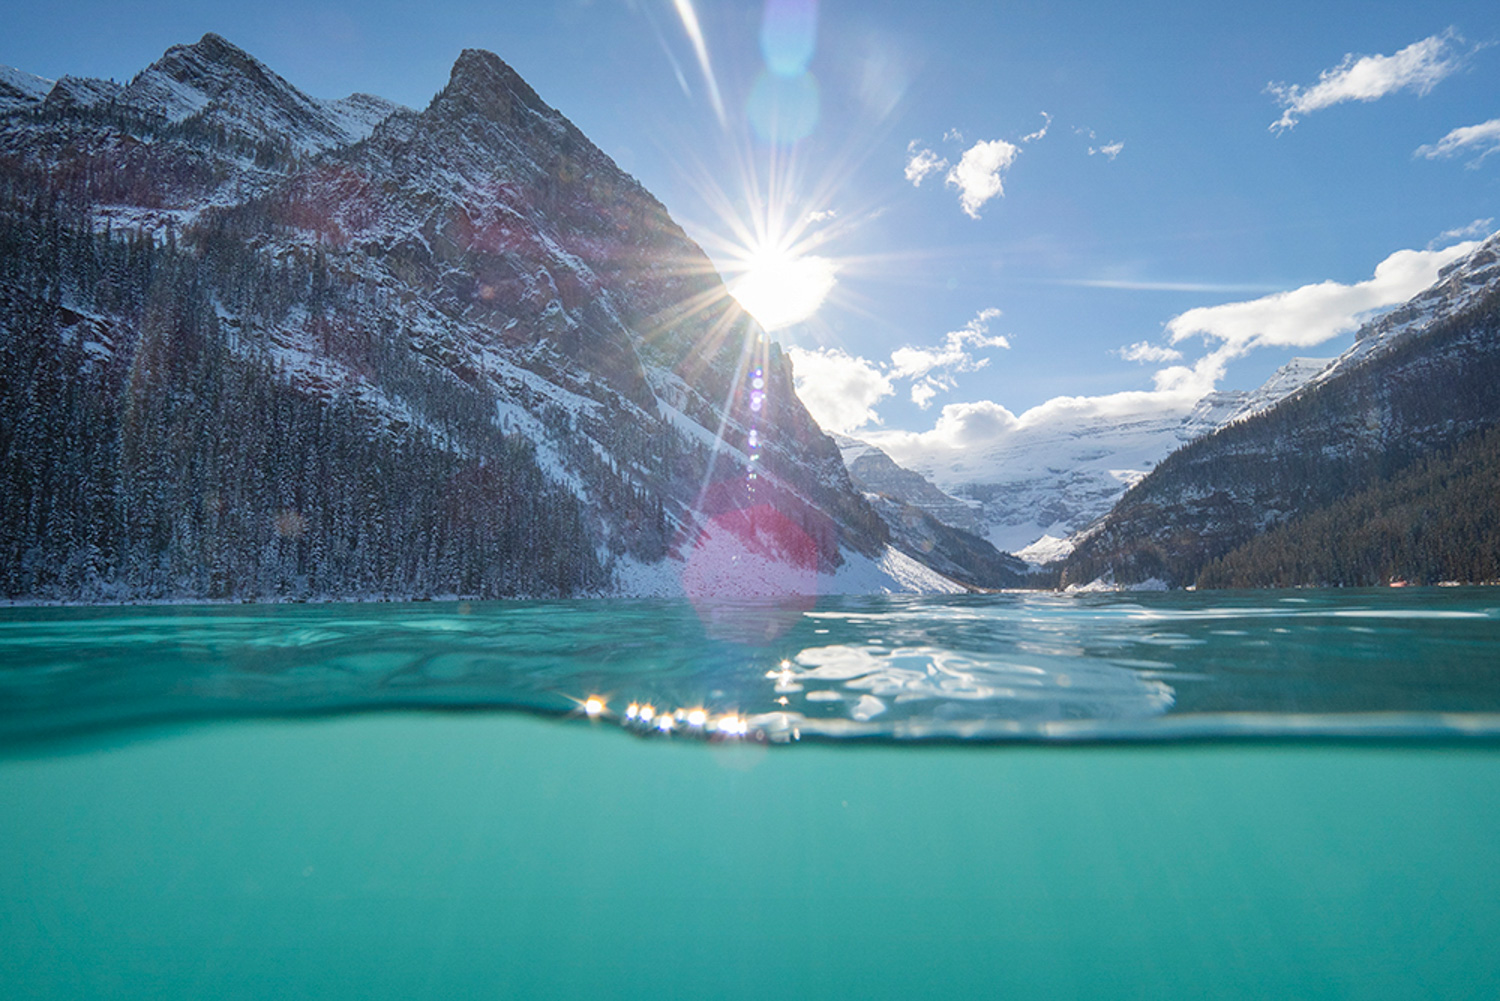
[0,35,939,602]
[1063,232,1500,588]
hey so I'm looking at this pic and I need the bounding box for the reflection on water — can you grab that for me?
[2,588,1499,748]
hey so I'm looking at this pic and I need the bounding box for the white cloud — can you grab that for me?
[1117,341,1184,364]
[1089,141,1124,160]
[904,142,948,186]
[1415,119,1500,167]
[1021,112,1052,143]
[890,307,1009,379]
[1268,29,1467,133]
[946,139,1020,219]
[1164,241,1481,358]
[786,347,895,434]
[1433,218,1495,244]
[786,309,1008,431]
[806,208,838,224]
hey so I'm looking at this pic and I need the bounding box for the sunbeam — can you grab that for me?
[671,0,726,128]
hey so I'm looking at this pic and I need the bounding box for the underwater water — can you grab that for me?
[2,590,1499,999]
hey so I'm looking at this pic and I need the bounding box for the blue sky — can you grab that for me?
[5,0,1499,439]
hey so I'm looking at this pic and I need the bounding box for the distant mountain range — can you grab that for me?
[0,34,955,601]
[843,355,1332,561]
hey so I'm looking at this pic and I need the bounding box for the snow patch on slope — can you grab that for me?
[609,544,964,598]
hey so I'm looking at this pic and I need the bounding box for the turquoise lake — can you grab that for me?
[3,589,1499,999]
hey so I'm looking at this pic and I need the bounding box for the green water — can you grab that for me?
[3,590,1499,998]
[4,717,1498,999]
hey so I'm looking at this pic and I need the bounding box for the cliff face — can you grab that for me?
[0,35,895,602]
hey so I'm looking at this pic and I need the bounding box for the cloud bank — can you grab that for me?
[1268,29,1467,132]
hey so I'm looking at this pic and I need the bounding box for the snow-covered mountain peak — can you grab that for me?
[124,32,287,122]
[858,353,1332,557]
[0,36,923,600]
[435,49,554,125]
[0,65,54,113]
[115,32,401,154]
[1314,231,1500,385]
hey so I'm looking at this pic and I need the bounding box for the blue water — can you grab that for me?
[3,590,1499,998]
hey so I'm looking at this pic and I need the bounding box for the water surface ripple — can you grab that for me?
[3,589,1499,746]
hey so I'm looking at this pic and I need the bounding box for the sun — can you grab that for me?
[727,243,838,331]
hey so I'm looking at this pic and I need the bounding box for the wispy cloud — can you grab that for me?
[1088,140,1124,160]
[891,308,1010,408]
[904,141,948,186]
[1117,341,1184,364]
[946,139,1020,219]
[1049,279,1288,293]
[806,208,838,224]
[1415,119,1500,167]
[1432,218,1495,245]
[1021,112,1052,143]
[1268,29,1468,133]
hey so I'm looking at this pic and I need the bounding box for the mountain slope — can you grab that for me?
[1063,233,1500,588]
[0,36,919,602]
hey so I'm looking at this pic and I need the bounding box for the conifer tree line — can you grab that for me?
[1197,422,1500,587]
[0,188,614,600]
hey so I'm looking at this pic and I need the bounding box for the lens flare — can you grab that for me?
[729,243,837,331]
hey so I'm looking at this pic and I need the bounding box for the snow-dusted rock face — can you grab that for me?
[0,65,52,114]
[0,36,911,602]
[1312,237,1500,385]
[833,433,985,535]
[112,32,404,153]
[1064,231,1500,588]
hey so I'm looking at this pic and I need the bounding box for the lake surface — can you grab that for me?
[3,589,1499,999]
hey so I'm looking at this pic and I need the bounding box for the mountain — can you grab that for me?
[0,35,948,602]
[1063,232,1500,589]
[858,357,1326,559]
[831,435,1028,588]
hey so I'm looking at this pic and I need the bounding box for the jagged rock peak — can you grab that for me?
[42,75,123,112]
[431,48,553,124]
[148,32,286,97]
[0,64,54,112]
